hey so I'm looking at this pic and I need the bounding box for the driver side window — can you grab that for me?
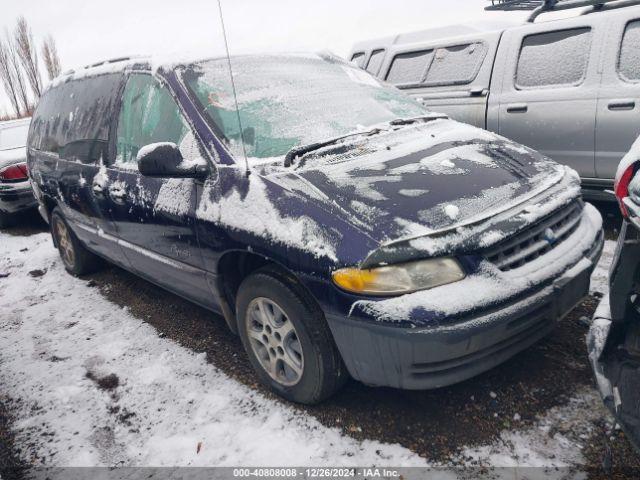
[116,74,199,168]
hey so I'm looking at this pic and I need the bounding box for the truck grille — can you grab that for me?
[483,199,584,271]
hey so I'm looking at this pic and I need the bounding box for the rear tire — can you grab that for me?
[236,268,347,404]
[51,208,102,276]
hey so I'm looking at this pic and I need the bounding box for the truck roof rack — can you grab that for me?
[486,0,640,21]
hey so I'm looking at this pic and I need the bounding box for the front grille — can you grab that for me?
[483,199,584,271]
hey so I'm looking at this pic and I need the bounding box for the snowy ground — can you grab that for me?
[0,229,626,473]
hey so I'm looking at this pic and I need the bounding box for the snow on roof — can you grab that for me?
[46,55,151,90]
[351,21,518,52]
[44,52,329,92]
[393,21,516,44]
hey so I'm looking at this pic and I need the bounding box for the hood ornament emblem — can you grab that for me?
[543,227,557,245]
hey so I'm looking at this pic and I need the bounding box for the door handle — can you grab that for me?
[469,88,488,97]
[506,103,528,114]
[608,99,636,111]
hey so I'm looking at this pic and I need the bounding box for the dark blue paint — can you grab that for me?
[26,60,586,335]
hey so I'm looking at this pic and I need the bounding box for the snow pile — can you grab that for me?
[443,204,459,221]
[399,189,429,198]
[0,232,424,467]
[459,389,606,469]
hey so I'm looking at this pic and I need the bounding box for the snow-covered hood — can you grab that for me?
[261,120,573,262]
[0,146,27,169]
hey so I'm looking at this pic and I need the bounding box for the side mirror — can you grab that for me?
[137,142,208,178]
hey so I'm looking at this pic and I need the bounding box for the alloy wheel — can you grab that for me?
[245,297,304,386]
[54,218,75,270]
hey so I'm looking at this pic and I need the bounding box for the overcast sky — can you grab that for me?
[0,0,529,114]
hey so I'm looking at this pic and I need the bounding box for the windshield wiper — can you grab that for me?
[283,114,448,167]
[388,114,447,126]
[284,127,384,167]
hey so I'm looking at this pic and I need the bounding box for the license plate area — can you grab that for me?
[553,259,591,319]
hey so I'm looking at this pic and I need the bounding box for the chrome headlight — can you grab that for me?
[332,257,465,296]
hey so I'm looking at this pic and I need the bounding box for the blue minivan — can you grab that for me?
[28,53,603,404]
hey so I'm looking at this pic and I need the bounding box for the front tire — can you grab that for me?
[51,208,102,276]
[236,268,347,404]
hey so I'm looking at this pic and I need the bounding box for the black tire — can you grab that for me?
[236,268,347,404]
[50,208,102,276]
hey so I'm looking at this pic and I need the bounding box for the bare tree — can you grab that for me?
[14,16,42,98]
[7,32,31,115]
[41,34,61,80]
[0,37,21,116]
[0,30,30,117]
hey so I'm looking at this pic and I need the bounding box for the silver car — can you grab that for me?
[349,2,640,201]
[0,118,36,227]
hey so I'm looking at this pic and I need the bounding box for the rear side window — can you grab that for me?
[516,28,592,89]
[365,49,385,76]
[386,50,434,85]
[116,74,199,168]
[386,43,486,87]
[619,20,640,82]
[424,43,487,86]
[29,74,122,163]
[350,52,365,68]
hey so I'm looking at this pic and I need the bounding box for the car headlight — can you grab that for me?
[332,257,465,296]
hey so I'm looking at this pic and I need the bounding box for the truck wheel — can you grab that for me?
[51,208,102,276]
[236,268,347,404]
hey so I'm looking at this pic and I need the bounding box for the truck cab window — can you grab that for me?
[619,20,640,82]
[365,49,385,76]
[386,50,433,86]
[350,52,366,68]
[516,28,592,89]
[424,43,487,86]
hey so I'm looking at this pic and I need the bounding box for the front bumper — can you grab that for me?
[326,204,604,389]
[588,296,640,453]
[587,295,615,416]
[0,180,37,215]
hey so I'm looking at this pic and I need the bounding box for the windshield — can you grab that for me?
[0,123,29,151]
[179,54,428,160]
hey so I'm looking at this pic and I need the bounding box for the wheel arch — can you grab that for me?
[215,250,322,335]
